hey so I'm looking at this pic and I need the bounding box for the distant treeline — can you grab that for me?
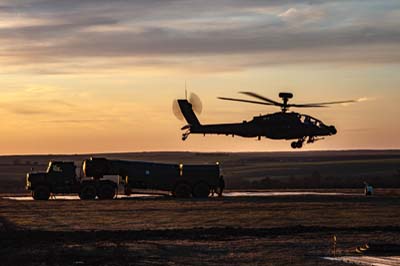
[229,170,400,189]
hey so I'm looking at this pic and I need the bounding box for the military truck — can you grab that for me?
[26,158,221,200]
[26,160,118,200]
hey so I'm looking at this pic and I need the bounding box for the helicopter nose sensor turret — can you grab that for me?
[329,126,337,135]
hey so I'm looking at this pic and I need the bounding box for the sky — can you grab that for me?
[0,0,399,154]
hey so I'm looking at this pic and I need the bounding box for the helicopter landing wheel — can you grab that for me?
[291,140,304,149]
[296,141,303,149]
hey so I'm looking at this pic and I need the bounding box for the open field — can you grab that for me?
[1,151,399,265]
[1,192,400,266]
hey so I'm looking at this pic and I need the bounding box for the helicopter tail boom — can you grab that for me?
[177,99,201,127]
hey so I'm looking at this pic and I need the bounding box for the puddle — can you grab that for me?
[2,194,160,201]
[224,191,357,197]
[323,256,400,266]
[2,191,357,201]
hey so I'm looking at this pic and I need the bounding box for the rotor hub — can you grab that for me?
[278,92,293,99]
[279,92,293,112]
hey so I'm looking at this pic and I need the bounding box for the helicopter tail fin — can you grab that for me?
[177,99,201,127]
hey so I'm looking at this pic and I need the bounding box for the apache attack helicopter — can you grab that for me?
[173,92,355,149]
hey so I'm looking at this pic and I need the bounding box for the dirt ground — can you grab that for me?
[1,191,400,266]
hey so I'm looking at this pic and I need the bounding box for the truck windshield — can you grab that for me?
[46,162,63,173]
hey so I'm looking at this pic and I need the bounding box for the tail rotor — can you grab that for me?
[189,92,202,115]
[172,92,203,121]
[172,92,203,141]
[172,100,185,121]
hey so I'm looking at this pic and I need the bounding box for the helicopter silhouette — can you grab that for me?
[173,92,355,149]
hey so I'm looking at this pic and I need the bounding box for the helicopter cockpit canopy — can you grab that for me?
[300,114,325,127]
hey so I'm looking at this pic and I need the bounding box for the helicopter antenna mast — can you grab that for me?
[185,80,187,100]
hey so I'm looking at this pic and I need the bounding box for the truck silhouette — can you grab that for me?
[26,157,221,200]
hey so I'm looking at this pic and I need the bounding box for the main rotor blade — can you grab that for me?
[289,104,327,108]
[240,92,282,106]
[294,100,356,106]
[218,97,275,106]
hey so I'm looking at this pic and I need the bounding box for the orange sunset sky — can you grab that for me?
[0,0,400,154]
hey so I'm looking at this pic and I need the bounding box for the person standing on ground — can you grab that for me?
[364,182,373,196]
[218,175,225,197]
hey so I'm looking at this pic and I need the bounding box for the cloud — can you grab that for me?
[279,7,298,17]
[0,0,399,73]
[5,23,400,58]
[41,119,114,124]
[1,106,51,115]
[0,87,77,115]
[278,6,325,23]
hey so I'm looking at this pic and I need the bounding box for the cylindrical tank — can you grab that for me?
[82,157,111,179]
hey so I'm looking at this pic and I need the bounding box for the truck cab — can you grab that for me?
[26,161,80,200]
[27,160,118,200]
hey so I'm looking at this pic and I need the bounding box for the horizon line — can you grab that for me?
[1,149,400,157]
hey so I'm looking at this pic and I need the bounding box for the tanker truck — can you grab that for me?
[26,157,221,200]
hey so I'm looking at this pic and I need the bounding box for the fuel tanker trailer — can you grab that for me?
[83,158,221,198]
[26,157,221,200]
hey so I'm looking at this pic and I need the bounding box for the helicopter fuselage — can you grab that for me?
[177,99,337,148]
[189,112,337,140]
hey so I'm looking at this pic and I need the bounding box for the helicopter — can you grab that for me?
[173,91,355,149]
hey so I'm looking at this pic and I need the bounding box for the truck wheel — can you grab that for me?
[193,182,210,198]
[32,185,50,200]
[97,184,116,200]
[79,184,97,200]
[174,183,192,198]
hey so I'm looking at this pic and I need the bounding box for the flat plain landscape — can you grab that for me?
[1,193,400,265]
[1,150,400,265]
